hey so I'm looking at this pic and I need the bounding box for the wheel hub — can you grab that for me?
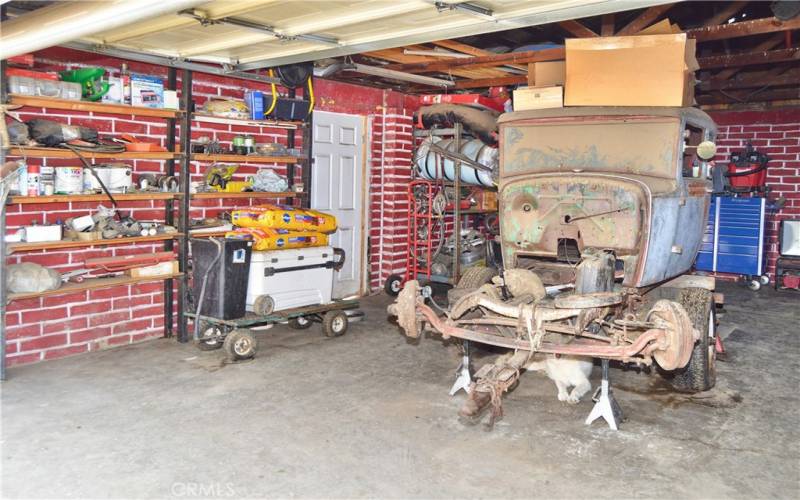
[648,300,698,371]
[387,279,422,338]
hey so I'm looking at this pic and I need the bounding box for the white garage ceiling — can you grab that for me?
[2,0,672,72]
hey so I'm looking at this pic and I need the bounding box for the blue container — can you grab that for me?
[245,90,265,120]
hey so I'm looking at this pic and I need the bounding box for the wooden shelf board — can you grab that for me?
[9,193,177,204]
[9,94,179,118]
[8,233,184,253]
[8,273,183,302]
[8,147,177,160]
[191,153,302,164]
[190,191,299,199]
[192,113,303,129]
[190,231,228,238]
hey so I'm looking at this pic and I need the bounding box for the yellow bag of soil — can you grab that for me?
[225,228,328,250]
[231,204,337,233]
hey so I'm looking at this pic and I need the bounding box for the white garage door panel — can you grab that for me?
[312,111,364,298]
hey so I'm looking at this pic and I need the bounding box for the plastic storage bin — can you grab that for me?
[191,238,253,320]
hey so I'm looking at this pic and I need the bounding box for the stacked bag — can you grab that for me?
[226,204,337,250]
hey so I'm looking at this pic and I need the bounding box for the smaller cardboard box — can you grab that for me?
[527,61,566,87]
[513,86,563,111]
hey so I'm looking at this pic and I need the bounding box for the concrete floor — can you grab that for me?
[2,282,798,498]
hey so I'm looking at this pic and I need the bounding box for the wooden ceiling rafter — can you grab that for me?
[615,3,676,36]
[600,13,615,36]
[698,47,800,70]
[387,47,564,73]
[687,16,800,42]
[708,33,786,83]
[700,1,749,28]
[558,20,598,38]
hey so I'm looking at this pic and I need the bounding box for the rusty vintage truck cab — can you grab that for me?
[389,107,719,422]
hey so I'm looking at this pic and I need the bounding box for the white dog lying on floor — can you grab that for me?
[525,355,594,404]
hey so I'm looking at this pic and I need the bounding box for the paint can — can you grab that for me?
[54,167,84,194]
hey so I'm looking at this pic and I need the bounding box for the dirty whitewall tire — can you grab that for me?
[196,322,224,351]
[668,288,717,392]
[384,274,404,297]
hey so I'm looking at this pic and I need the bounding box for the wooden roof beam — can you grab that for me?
[430,39,527,71]
[697,87,800,105]
[616,3,676,36]
[452,75,528,90]
[701,1,749,28]
[601,13,615,36]
[700,69,800,91]
[387,47,565,73]
[698,47,800,69]
[558,20,598,38]
[687,16,800,42]
[711,33,785,82]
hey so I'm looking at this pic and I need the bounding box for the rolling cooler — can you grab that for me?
[246,246,345,315]
[695,195,768,290]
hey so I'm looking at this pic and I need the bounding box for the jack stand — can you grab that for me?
[449,340,472,396]
[585,359,623,430]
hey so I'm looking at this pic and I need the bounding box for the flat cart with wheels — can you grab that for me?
[187,299,360,362]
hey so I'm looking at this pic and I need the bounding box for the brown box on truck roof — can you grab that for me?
[564,33,697,107]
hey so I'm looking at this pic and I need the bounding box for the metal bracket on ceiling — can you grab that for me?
[178,8,340,46]
[433,1,495,22]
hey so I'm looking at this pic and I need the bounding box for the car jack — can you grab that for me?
[449,341,472,396]
[585,359,623,430]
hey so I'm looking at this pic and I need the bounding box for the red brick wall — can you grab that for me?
[709,107,800,279]
[5,48,418,367]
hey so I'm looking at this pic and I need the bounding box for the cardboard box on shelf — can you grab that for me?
[131,74,164,108]
[564,33,698,107]
[513,86,563,111]
[527,61,566,87]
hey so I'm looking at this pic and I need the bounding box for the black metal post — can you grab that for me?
[177,70,193,343]
[301,80,313,210]
[163,67,177,338]
[286,88,296,192]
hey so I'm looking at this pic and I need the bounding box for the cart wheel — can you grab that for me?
[385,274,404,297]
[747,279,762,291]
[253,295,275,316]
[196,322,224,351]
[759,275,770,286]
[223,329,257,361]
[322,310,348,337]
[288,316,313,330]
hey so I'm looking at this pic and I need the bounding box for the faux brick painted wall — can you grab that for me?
[5,49,417,367]
[709,108,800,279]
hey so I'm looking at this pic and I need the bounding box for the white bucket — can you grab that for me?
[54,167,84,194]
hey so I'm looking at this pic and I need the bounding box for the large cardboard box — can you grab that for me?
[526,61,566,87]
[513,86,563,111]
[564,33,697,107]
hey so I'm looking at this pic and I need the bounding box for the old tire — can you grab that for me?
[385,274,404,296]
[288,316,312,330]
[669,288,717,392]
[253,295,275,316]
[456,267,496,289]
[323,310,348,337]
[223,329,257,361]
[196,322,224,351]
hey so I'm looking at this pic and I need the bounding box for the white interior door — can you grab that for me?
[311,110,364,298]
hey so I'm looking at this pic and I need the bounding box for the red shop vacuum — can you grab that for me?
[725,142,770,194]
